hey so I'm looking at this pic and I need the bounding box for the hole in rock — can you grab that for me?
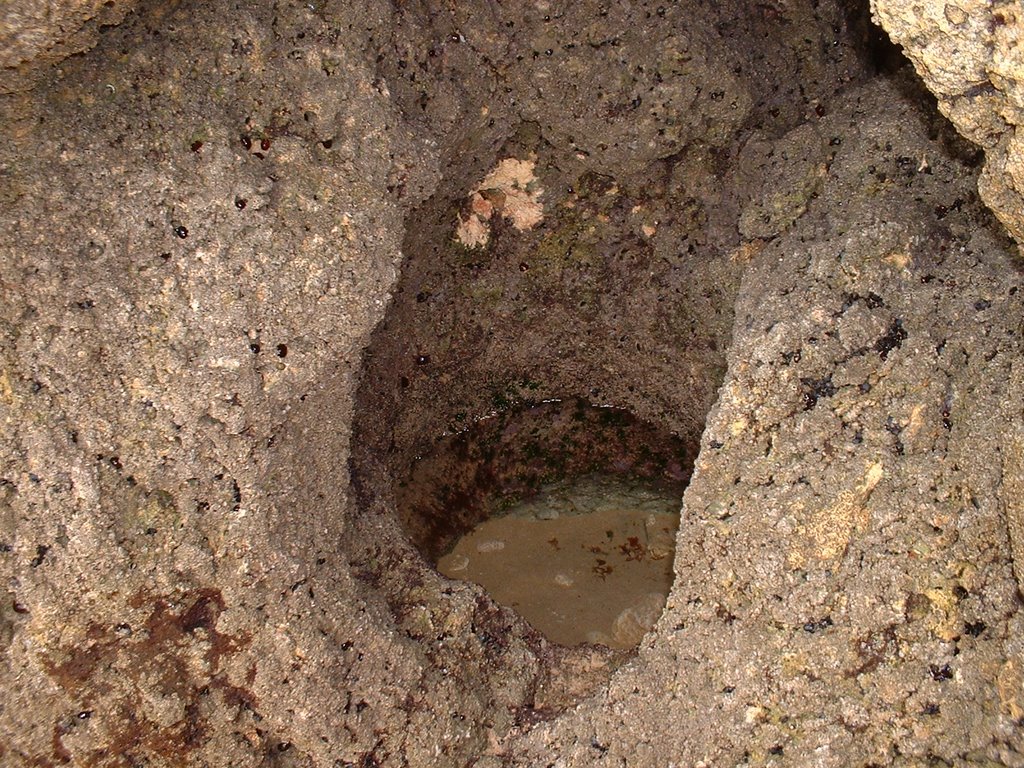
[399,398,690,649]
[347,117,733,709]
[333,0,939,724]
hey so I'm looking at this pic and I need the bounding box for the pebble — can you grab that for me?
[447,553,469,571]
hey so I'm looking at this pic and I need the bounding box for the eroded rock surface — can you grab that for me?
[0,0,1022,765]
[508,78,1024,767]
[1,0,136,95]
[872,0,1024,251]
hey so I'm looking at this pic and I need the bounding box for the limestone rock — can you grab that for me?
[1,0,1022,763]
[871,0,1024,249]
[1,0,136,94]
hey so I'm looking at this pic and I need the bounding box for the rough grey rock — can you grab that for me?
[0,0,1022,765]
[0,0,136,94]
[871,0,1024,251]
[508,78,1024,766]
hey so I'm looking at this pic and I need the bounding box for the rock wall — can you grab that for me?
[1,0,136,95]
[872,0,1024,251]
[1,1,427,762]
[0,0,1022,765]
[509,77,1024,767]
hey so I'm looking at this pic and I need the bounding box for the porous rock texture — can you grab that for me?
[0,1,1023,767]
[0,0,136,95]
[872,0,1024,251]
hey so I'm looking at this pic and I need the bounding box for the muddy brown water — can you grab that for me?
[437,474,680,649]
[395,399,689,649]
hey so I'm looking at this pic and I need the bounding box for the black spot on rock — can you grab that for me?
[801,375,836,410]
[30,544,49,567]
[964,620,986,637]
[874,319,907,359]
[929,663,953,681]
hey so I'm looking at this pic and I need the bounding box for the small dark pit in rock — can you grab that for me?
[30,544,49,567]
[874,319,907,359]
[801,375,836,410]
[964,620,986,637]
[930,663,953,681]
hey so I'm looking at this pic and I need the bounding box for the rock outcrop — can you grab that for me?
[872,0,1024,250]
[1,0,136,94]
[1,0,1022,765]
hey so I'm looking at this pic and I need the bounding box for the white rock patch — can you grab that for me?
[455,157,544,248]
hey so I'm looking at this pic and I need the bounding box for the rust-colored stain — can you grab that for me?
[51,722,73,764]
[40,587,257,765]
[618,536,645,561]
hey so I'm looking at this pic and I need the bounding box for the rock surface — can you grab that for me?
[508,78,1024,767]
[0,0,1022,765]
[872,0,1024,250]
[0,0,136,95]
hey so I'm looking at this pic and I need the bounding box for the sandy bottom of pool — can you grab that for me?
[438,476,681,649]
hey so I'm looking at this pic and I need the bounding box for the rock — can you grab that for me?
[1,0,1022,763]
[871,0,1024,250]
[611,592,666,646]
[1,0,136,94]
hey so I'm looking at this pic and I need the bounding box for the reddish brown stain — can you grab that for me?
[40,587,257,765]
[51,723,72,764]
[618,536,645,561]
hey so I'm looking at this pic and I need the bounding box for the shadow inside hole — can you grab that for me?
[397,397,692,648]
